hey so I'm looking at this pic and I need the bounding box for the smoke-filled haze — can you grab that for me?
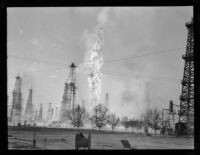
[7,7,193,119]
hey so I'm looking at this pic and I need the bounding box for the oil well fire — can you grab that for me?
[8,18,194,136]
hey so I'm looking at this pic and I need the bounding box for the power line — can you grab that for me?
[26,67,65,73]
[76,68,181,82]
[7,47,184,80]
[8,54,84,73]
[102,69,181,82]
[103,47,184,64]
[8,55,182,82]
[8,54,67,67]
[8,47,184,67]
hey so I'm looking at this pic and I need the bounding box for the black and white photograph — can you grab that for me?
[6,6,194,150]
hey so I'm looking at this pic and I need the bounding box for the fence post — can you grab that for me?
[44,137,47,149]
[33,130,36,148]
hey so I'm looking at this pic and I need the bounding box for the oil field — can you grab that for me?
[7,7,194,150]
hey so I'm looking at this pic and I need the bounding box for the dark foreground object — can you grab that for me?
[75,133,91,150]
[120,140,137,149]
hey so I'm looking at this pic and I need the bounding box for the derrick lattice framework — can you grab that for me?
[38,104,43,121]
[24,88,34,123]
[179,18,194,127]
[10,75,22,124]
[105,93,109,108]
[46,102,54,122]
[60,63,77,121]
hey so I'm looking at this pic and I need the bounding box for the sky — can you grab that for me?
[7,7,193,119]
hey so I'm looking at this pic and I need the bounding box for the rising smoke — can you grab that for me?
[121,90,138,104]
[83,8,111,114]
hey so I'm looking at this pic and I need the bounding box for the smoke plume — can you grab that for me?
[83,8,111,114]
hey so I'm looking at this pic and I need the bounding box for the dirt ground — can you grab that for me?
[8,127,194,150]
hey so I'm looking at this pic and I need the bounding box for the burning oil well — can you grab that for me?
[82,8,111,115]
[84,27,104,115]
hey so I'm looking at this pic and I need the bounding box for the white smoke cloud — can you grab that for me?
[81,30,97,51]
[97,7,111,26]
[82,8,113,114]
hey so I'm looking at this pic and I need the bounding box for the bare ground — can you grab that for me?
[8,126,194,150]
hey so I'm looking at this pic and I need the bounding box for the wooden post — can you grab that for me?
[33,130,36,147]
[162,109,164,136]
[44,137,47,149]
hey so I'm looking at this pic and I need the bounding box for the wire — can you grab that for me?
[103,47,184,64]
[8,55,67,67]
[27,67,65,73]
[7,47,184,82]
[8,47,184,67]
[102,69,181,82]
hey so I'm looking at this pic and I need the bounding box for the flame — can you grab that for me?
[85,26,104,114]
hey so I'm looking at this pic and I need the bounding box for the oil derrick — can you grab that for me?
[46,102,52,121]
[34,109,38,121]
[46,102,54,122]
[51,108,54,119]
[7,96,12,122]
[10,75,22,125]
[68,63,77,111]
[177,18,194,135]
[60,63,77,121]
[54,107,59,120]
[24,88,34,123]
[38,104,43,121]
[144,82,151,110]
[105,93,109,109]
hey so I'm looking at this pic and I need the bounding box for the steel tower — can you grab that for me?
[105,93,109,108]
[38,104,43,121]
[60,63,77,121]
[68,63,76,111]
[178,18,194,130]
[24,88,34,123]
[10,75,22,125]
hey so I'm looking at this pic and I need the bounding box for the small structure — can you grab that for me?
[120,140,137,150]
[75,133,91,150]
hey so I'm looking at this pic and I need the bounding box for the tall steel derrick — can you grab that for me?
[46,102,54,121]
[179,18,194,128]
[38,104,43,121]
[60,63,77,121]
[24,88,34,123]
[105,93,109,108]
[68,63,76,111]
[10,75,22,124]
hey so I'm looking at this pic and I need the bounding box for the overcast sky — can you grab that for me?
[7,7,193,119]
